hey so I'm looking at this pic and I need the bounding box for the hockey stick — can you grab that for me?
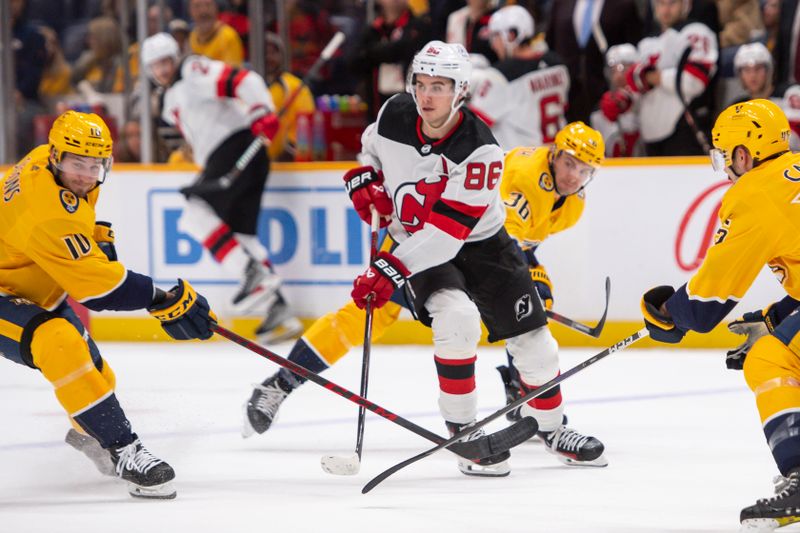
[321,209,380,475]
[545,276,610,338]
[181,31,346,196]
[213,323,539,460]
[362,328,650,494]
[675,46,712,154]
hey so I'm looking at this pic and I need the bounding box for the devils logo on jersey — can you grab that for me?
[394,175,448,233]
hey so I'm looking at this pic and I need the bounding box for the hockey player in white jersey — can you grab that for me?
[624,0,717,155]
[468,5,569,149]
[591,44,645,157]
[345,41,605,476]
[140,33,301,343]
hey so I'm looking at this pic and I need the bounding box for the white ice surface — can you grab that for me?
[0,342,796,533]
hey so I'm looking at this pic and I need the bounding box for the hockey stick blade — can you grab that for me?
[545,276,611,338]
[446,416,538,460]
[362,329,649,494]
[320,453,360,476]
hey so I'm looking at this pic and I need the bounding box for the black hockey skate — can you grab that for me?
[65,428,115,476]
[496,365,522,422]
[110,438,176,499]
[540,425,607,467]
[740,470,800,531]
[256,298,302,344]
[446,421,511,477]
[232,258,281,313]
[242,374,293,437]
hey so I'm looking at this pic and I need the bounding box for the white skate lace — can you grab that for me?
[761,472,800,504]
[252,382,289,418]
[549,426,589,453]
[115,440,163,476]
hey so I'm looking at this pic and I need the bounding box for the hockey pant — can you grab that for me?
[744,310,800,476]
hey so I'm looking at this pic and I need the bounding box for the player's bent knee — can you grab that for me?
[30,318,112,415]
[744,335,794,392]
[427,290,481,359]
[507,325,559,384]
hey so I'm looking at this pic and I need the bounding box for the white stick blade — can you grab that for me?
[320,453,360,476]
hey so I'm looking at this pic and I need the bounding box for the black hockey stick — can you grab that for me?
[213,323,539,460]
[675,46,712,154]
[181,31,346,197]
[545,276,611,338]
[362,328,650,493]
[321,209,380,475]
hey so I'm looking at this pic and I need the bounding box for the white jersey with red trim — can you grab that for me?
[468,52,570,150]
[359,93,506,275]
[636,21,718,142]
[589,104,645,157]
[161,54,275,167]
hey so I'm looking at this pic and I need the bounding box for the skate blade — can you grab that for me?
[321,453,361,476]
[257,318,303,344]
[741,516,800,532]
[127,481,177,500]
[458,460,511,477]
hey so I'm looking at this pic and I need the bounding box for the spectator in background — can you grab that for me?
[446,0,498,63]
[716,0,764,48]
[169,19,191,54]
[546,0,642,123]
[728,42,776,104]
[114,120,142,162]
[219,0,249,49]
[762,0,780,51]
[11,0,46,157]
[128,3,175,80]
[38,26,73,103]
[189,0,244,67]
[351,0,432,119]
[285,1,336,83]
[264,32,316,162]
[71,17,125,93]
[773,0,800,85]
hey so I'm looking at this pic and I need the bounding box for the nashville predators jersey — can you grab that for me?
[666,151,800,332]
[500,146,585,253]
[0,145,154,311]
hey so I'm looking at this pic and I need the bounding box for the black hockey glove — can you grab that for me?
[726,307,779,370]
[641,285,686,344]
[94,221,117,261]
[149,279,217,340]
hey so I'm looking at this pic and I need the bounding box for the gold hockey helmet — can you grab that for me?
[710,99,790,172]
[553,121,605,168]
[48,111,113,182]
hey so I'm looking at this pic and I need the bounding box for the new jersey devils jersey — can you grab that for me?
[161,55,275,168]
[636,21,717,143]
[468,52,570,149]
[359,93,506,275]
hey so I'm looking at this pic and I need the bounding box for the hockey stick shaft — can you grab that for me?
[183,32,346,195]
[362,328,650,493]
[213,323,526,459]
[354,209,380,459]
[675,46,712,154]
[545,276,611,338]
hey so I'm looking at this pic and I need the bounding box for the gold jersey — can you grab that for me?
[0,145,127,310]
[500,146,585,251]
[267,72,316,160]
[189,22,244,67]
[668,151,800,331]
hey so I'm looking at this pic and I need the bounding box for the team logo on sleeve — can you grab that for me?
[514,294,533,322]
[59,190,79,214]
[539,172,554,192]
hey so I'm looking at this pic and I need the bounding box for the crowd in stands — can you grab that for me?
[8,0,798,163]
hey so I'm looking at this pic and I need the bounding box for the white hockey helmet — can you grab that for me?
[605,44,639,69]
[488,5,535,54]
[734,42,773,72]
[141,32,179,78]
[407,41,472,123]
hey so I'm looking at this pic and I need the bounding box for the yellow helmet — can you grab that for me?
[48,110,113,183]
[710,99,790,171]
[553,121,605,168]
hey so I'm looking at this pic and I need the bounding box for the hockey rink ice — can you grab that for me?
[0,341,791,533]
